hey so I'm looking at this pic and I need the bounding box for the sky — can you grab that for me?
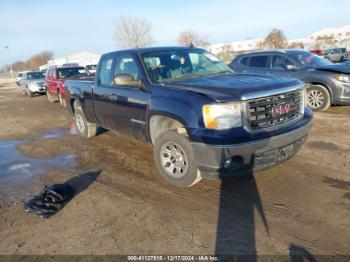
[0,0,349,66]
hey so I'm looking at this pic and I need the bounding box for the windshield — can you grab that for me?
[141,49,232,83]
[86,65,97,70]
[57,67,90,79]
[288,51,333,67]
[27,72,44,80]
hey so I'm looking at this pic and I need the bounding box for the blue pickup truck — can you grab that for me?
[65,47,312,187]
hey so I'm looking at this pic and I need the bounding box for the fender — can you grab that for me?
[147,96,205,142]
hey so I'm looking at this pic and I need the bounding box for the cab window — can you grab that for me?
[98,56,114,86]
[248,55,269,68]
[114,56,139,81]
[271,55,294,70]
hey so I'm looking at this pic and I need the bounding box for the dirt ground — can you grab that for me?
[0,79,349,259]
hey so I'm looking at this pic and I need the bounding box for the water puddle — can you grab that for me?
[41,123,79,139]
[0,127,79,202]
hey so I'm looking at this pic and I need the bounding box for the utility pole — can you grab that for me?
[2,46,14,78]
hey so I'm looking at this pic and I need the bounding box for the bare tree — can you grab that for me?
[114,16,154,48]
[6,50,54,72]
[288,41,305,49]
[176,30,209,48]
[216,44,235,63]
[314,36,338,50]
[258,29,288,50]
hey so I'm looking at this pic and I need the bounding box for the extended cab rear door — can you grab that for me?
[93,52,149,140]
[241,55,271,75]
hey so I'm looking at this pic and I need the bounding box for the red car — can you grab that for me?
[45,66,92,107]
[310,49,324,56]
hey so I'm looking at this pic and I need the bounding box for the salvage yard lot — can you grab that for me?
[0,79,349,257]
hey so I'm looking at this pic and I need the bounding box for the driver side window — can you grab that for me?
[271,55,294,70]
[114,56,139,82]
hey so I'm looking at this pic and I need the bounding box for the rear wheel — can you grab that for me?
[73,101,97,138]
[306,85,331,111]
[58,92,67,108]
[154,130,201,187]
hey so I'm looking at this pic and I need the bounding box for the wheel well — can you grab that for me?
[70,98,76,113]
[308,82,332,97]
[149,115,187,145]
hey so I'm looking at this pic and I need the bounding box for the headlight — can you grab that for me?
[302,88,307,113]
[334,74,350,83]
[202,102,242,130]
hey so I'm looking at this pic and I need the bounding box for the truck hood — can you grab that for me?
[314,64,350,74]
[165,73,303,102]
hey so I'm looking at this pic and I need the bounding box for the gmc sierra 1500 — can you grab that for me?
[65,47,312,187]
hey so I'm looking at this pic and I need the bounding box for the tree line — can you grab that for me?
[3,16,339,71]
[2,51,53,72]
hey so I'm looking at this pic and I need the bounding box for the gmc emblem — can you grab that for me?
[272,102,296,117]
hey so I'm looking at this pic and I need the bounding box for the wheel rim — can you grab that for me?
[307,89,325,109]
[75,114,85,134]
[160,142,188,179]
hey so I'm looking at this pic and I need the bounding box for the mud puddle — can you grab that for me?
[41,122,79,139]
[0,128,78,202]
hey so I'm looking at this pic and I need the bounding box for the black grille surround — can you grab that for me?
[245,90,304,131]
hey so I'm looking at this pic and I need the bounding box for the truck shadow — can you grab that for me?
[215,171,267,261]
[215,166,317,261]
[64,169,102,197]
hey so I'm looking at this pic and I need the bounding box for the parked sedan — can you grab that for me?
[16,71,28,86]
[324,48,347,63]
[20,71,46,97]
[230,49,350,111]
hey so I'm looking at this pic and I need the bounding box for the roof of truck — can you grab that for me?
[104,46,201,56]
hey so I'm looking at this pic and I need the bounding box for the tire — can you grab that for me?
[47,90,55,103]
[26,86,34,97]
[58,92,67,108]
[306,85,331,111]
[73,101,97,138]
[154,130,202,187]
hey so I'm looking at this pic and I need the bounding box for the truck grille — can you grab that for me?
[246,90,304,131]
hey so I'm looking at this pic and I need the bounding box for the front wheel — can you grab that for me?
[47,90,55,103]
[306,85,331,111]
[154,130,201,187]
[26,87,34,97]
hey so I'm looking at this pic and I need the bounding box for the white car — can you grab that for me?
[16,71,29,86]
[85,64,97,75]
[20,71,46,97]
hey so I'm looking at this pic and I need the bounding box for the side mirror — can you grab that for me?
[113,74,142,88]
[286,65,298,71]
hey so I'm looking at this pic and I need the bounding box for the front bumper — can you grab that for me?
[28,85,46,93]
[192,121,312,179]
[331,81,350,105]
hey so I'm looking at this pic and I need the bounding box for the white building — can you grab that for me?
[40,50,100,70]
[209,39,262,54]
[209,25,350,54]
[308,25,350,41]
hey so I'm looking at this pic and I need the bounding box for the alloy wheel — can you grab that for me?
[160,141,188,178]
[307,89,325,109]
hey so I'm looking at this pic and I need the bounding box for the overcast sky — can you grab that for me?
[0,0,349,66]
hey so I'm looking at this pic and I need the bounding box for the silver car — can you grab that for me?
[20,71,46,97]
